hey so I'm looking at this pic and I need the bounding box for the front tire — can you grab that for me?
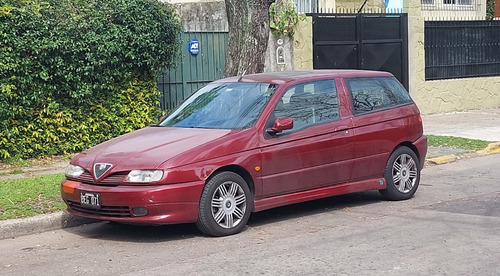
[196,171,252,236]
[380,146,421,201]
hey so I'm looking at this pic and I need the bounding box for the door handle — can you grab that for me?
[334,126,349,133]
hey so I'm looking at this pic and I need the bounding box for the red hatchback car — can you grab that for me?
[61,70,427,236]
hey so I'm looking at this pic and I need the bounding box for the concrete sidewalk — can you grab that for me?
[1,108,500,240]
[423,108,500,164]
[422,108,500,142]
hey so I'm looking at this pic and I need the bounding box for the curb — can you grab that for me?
[0,210,97,240]
[477,141,500,155]
[426,154,458,165]
[426,141,500,165]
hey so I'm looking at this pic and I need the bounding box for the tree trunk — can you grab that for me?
[224,0,274,77]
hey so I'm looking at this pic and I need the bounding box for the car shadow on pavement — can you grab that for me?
[63,191,384,242]
[248,191,384,227]
[63,221,201,243]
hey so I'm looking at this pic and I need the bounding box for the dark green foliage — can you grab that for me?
[0,0,181,159]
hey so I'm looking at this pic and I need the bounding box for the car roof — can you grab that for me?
[215,70,394,85]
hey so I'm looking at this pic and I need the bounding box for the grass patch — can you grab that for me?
[427,135,491,151]
[0,173,66,220]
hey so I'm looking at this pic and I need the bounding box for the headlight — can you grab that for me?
[65,164,84,178]
[126,170,163,183]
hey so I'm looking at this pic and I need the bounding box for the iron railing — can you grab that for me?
[425,20,500,80]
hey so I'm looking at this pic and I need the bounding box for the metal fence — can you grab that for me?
[425,20,500,80]
[157,32,228,110]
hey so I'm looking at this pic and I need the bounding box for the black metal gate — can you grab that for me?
[312,13,408,89]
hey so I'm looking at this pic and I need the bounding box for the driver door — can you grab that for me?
[259,79,354,197]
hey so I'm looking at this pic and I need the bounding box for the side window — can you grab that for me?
[346,77,412,115]
[273,79,339,133]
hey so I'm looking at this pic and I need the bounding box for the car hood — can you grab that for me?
[71,127,233,172]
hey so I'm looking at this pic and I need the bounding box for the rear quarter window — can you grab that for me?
[346,77,413,115]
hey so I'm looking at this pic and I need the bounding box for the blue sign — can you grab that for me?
[188,38,200,55]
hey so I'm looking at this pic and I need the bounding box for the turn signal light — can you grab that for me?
[62,180,79,194]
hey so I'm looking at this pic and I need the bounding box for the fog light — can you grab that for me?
[132,207,148,216]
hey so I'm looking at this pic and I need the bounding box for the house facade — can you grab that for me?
[161,0,500,114]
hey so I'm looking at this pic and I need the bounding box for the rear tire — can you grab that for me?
[380,146,420,201]
[196,171,252,236]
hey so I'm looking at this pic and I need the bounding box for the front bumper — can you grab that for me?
[61,179,204,224]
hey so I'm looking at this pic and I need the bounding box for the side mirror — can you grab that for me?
[267,117,293,134]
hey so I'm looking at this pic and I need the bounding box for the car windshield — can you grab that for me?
[159,82,278,129]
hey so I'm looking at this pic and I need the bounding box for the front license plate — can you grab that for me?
[80,192,101,209]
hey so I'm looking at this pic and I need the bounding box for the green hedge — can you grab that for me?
[0,0,182,159]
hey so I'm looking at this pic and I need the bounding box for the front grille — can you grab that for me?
[75,171,94,183]
[68,171,129,186]
[100,172,128,184]
[67,200,132,217]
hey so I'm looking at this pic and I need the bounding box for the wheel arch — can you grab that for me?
[392,141,421,164]
[207,165,255,197]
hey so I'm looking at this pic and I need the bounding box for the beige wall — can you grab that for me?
[293,17,314,70]
[414,77,500,114]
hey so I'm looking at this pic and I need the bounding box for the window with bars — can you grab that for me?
[421,0,477,10]
[293,0,318,13]
[443,0,473,5]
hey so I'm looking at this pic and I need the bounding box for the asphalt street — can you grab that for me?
[1,153,499,275]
